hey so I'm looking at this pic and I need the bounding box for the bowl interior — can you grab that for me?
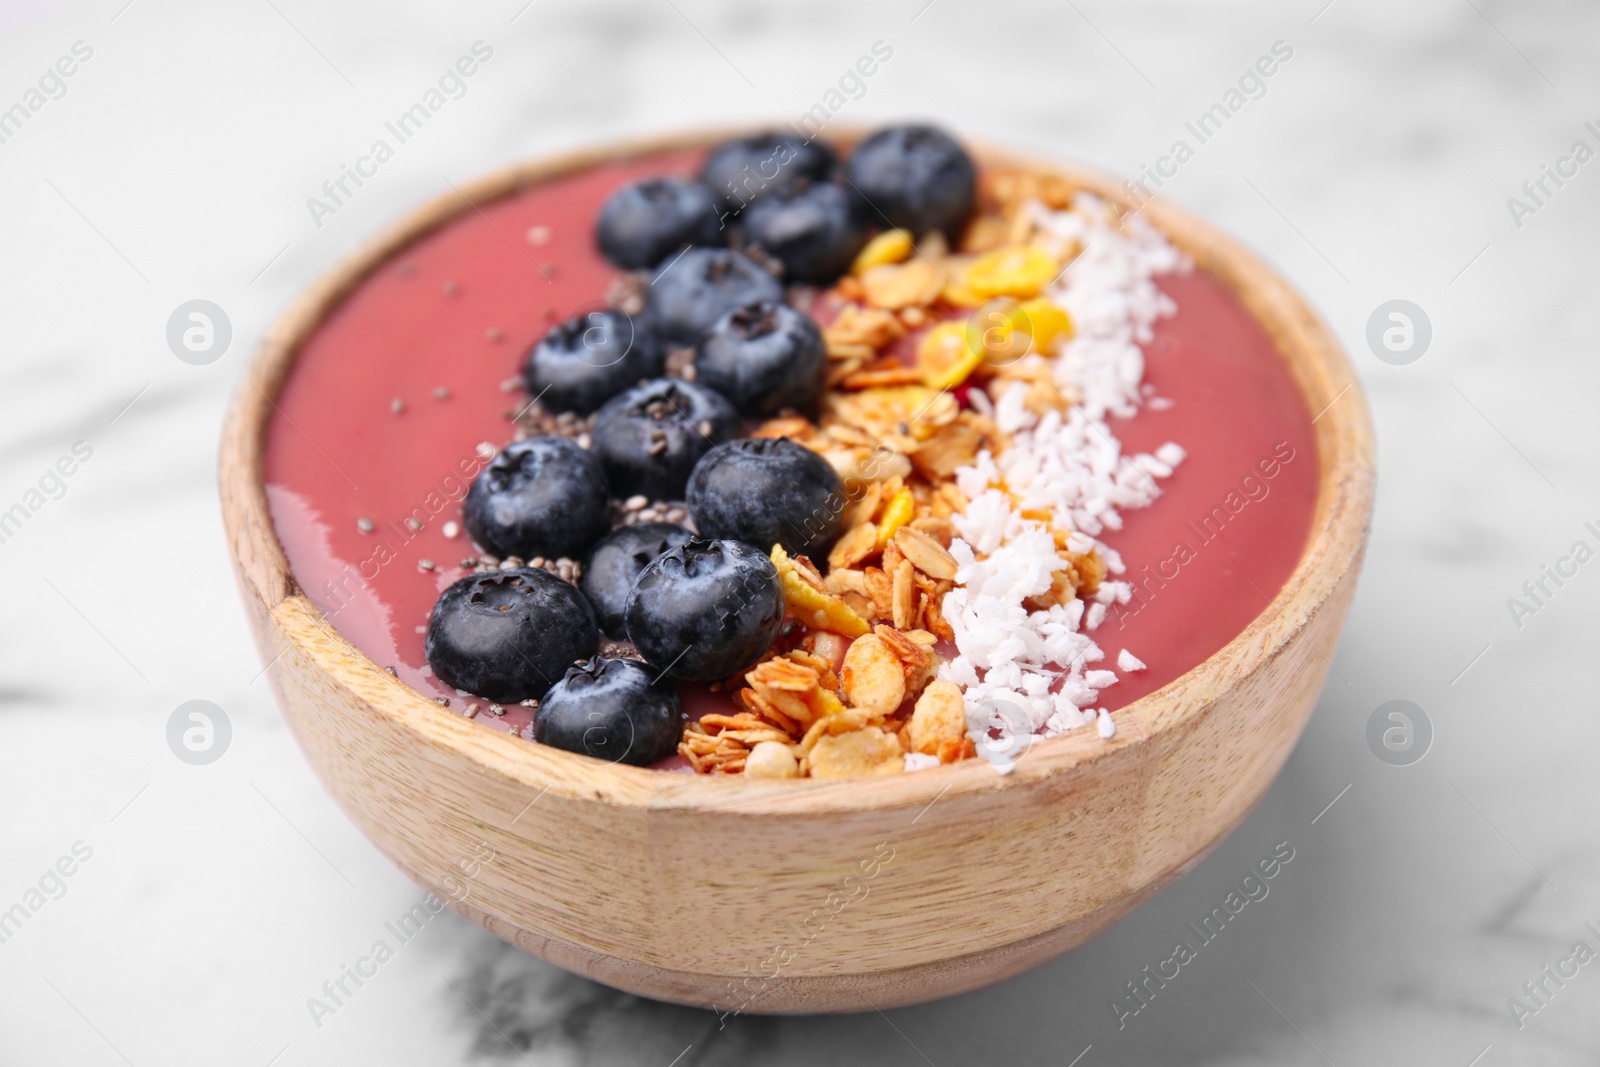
[222,127,1374,816]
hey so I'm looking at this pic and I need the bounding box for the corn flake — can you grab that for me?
[807,726,904,778]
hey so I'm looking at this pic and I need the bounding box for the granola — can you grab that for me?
[669,161,1126,780]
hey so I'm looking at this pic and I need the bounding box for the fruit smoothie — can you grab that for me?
[263,129,1317,776]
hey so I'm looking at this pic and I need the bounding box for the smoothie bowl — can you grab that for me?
[221,125,1372,1012]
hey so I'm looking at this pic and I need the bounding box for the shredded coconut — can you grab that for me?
[940,194,1186,750]
[1118,649,1147,672]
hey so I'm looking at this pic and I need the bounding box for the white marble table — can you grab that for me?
[2,0,1597,1063]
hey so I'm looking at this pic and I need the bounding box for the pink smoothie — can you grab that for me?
[263,149,1317,745]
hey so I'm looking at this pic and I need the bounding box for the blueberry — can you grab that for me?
[699,132,837,213]
[580,521,695,637]
[624,538,784,681]
[595,176,725,270]
[644,247,783,346]
[687,438,844,558]
[694,301,825,417]
[522,310,664,415]
[590,379,739,500]
[739,183,865,284]
[533,657,682,766]
[425,568,599,702]
[464,437,609,561]
[845,124,976,238]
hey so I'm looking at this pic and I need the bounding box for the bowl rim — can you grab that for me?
[221,124,1374,817]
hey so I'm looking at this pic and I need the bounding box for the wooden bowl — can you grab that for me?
[221,129,1373,1014]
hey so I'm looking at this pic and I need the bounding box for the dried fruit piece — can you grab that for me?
[915,322,984,392]
[874,488,915,549]
[745,740,799,779]
[808,726,904,778]
[852,228,913,274]
[966,246,1058,299]
[806,684,849,723]
[908,679,966,757]
[773,545,871,637]
[1018,297,1073,352]
[893,526,958,580]
[942,276,985,308]
[841,633,906,717]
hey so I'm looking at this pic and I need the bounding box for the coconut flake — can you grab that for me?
[940,194,1186,746]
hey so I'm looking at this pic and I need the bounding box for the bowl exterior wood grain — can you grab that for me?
[221,130,1373,1013]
